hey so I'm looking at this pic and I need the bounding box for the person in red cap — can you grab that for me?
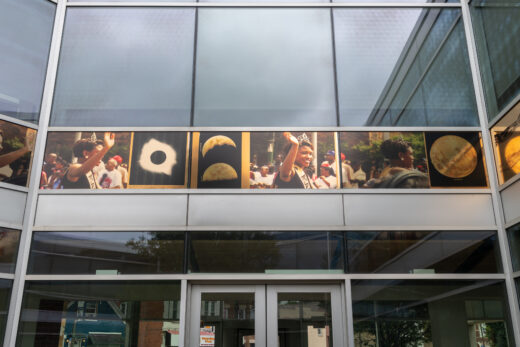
[111,155,128,189]
[315,162,337,189]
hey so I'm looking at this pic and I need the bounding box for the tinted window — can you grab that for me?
[51,8,195,126]
[334,8,478,126]
[0,0,55,123]
[28,231,184,274]
[347,230,501,273]
[193,9,337,126]
[352,280,513,347]
[189,231,344,273]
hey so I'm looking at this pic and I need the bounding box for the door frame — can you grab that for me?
[188,285,266,347]
[266,284,346,347]
[187,283,345,347]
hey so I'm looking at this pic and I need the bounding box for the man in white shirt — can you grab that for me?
[254,165,274,187]
[98,158,122,189]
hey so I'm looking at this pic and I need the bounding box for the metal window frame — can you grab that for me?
[5,0,520,346]
[460,0,520,345]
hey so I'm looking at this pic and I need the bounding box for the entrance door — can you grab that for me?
[188,284,345,347]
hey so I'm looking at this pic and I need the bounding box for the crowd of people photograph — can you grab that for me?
[38,130,487,190]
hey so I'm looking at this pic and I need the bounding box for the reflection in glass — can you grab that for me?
[0,119,36,188]
[507,223,520,272]
[278,293,332,347]
[200,293,255,347]
[51,8,195,126]
[0,280,12,345]
[352,280,513,347]
[471,0,520,120]
[194,9,336,126]
[0,0,55,123]
[189,231,344,273]
[28,232,184,274]
[491,101,520,184]
[334,8,478,126]
[0,228,20,274]
[347,230,501,274]
[17,281,181,347]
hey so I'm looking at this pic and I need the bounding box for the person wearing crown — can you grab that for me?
[274,132,317,189]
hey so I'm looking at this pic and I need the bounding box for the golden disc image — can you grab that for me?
[504,136,520,174]
[202,135,237,157]
[430,135,478,178]
[202,163,238,182]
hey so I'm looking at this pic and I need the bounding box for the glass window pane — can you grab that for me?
[334,8,478,126]
[491,101,520,185]
[41,131,189,190]
[194,9,337,126]
[347,231,501,274]
[51,8,195,127]
[277,293,332,347]
[0,280,12,345]
[0,0,55,123]
[200,293,255,347]
[0,119,37,188]
[189,231,344,273]
[352,280,514,347]
[471,0,520,121]
[17,281,181,347]
[0,228,21,274]
[28,231,184,274]
[338,131,488,189]
[70,0,191,2]
[507,223,520,272]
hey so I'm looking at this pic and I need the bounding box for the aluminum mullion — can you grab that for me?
[66,2,462,8]
[0,274,15,281]
[2,1,67,346]
[345,279,355,347]
[505,216,520,230]
[178,279,188,347]
[35,187,492,194]
[24,273,506,281]
[499,171,520,192]
[0,221,22,231]
[460,1,520,345]
[45,126,482,131]
[0,114,38,130]
[0,183,29,194]
[29,224,499,231]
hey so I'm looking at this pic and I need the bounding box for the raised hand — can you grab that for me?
[283,132,298,146]
[103,132,115,149]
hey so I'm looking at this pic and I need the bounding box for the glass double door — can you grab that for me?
[189,284,345,347]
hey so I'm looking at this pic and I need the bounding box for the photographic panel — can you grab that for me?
[191,132,249,188]
[0,119,36,187]
[492,102,520,184]
[128,132,189,188]
[250,132,339,189]
[424,132,488,188]
[338,132,430,188]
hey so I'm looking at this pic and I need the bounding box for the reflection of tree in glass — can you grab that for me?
[354,320,431,347]
[189,232,282,273]
[126,232,183,273]
[485,322,508,347]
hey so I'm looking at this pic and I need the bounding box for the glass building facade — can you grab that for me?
[0,0,520,346]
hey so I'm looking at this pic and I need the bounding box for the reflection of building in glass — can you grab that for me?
[367,8,477,126]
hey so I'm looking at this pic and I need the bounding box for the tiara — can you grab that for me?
[297,133,311,144]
